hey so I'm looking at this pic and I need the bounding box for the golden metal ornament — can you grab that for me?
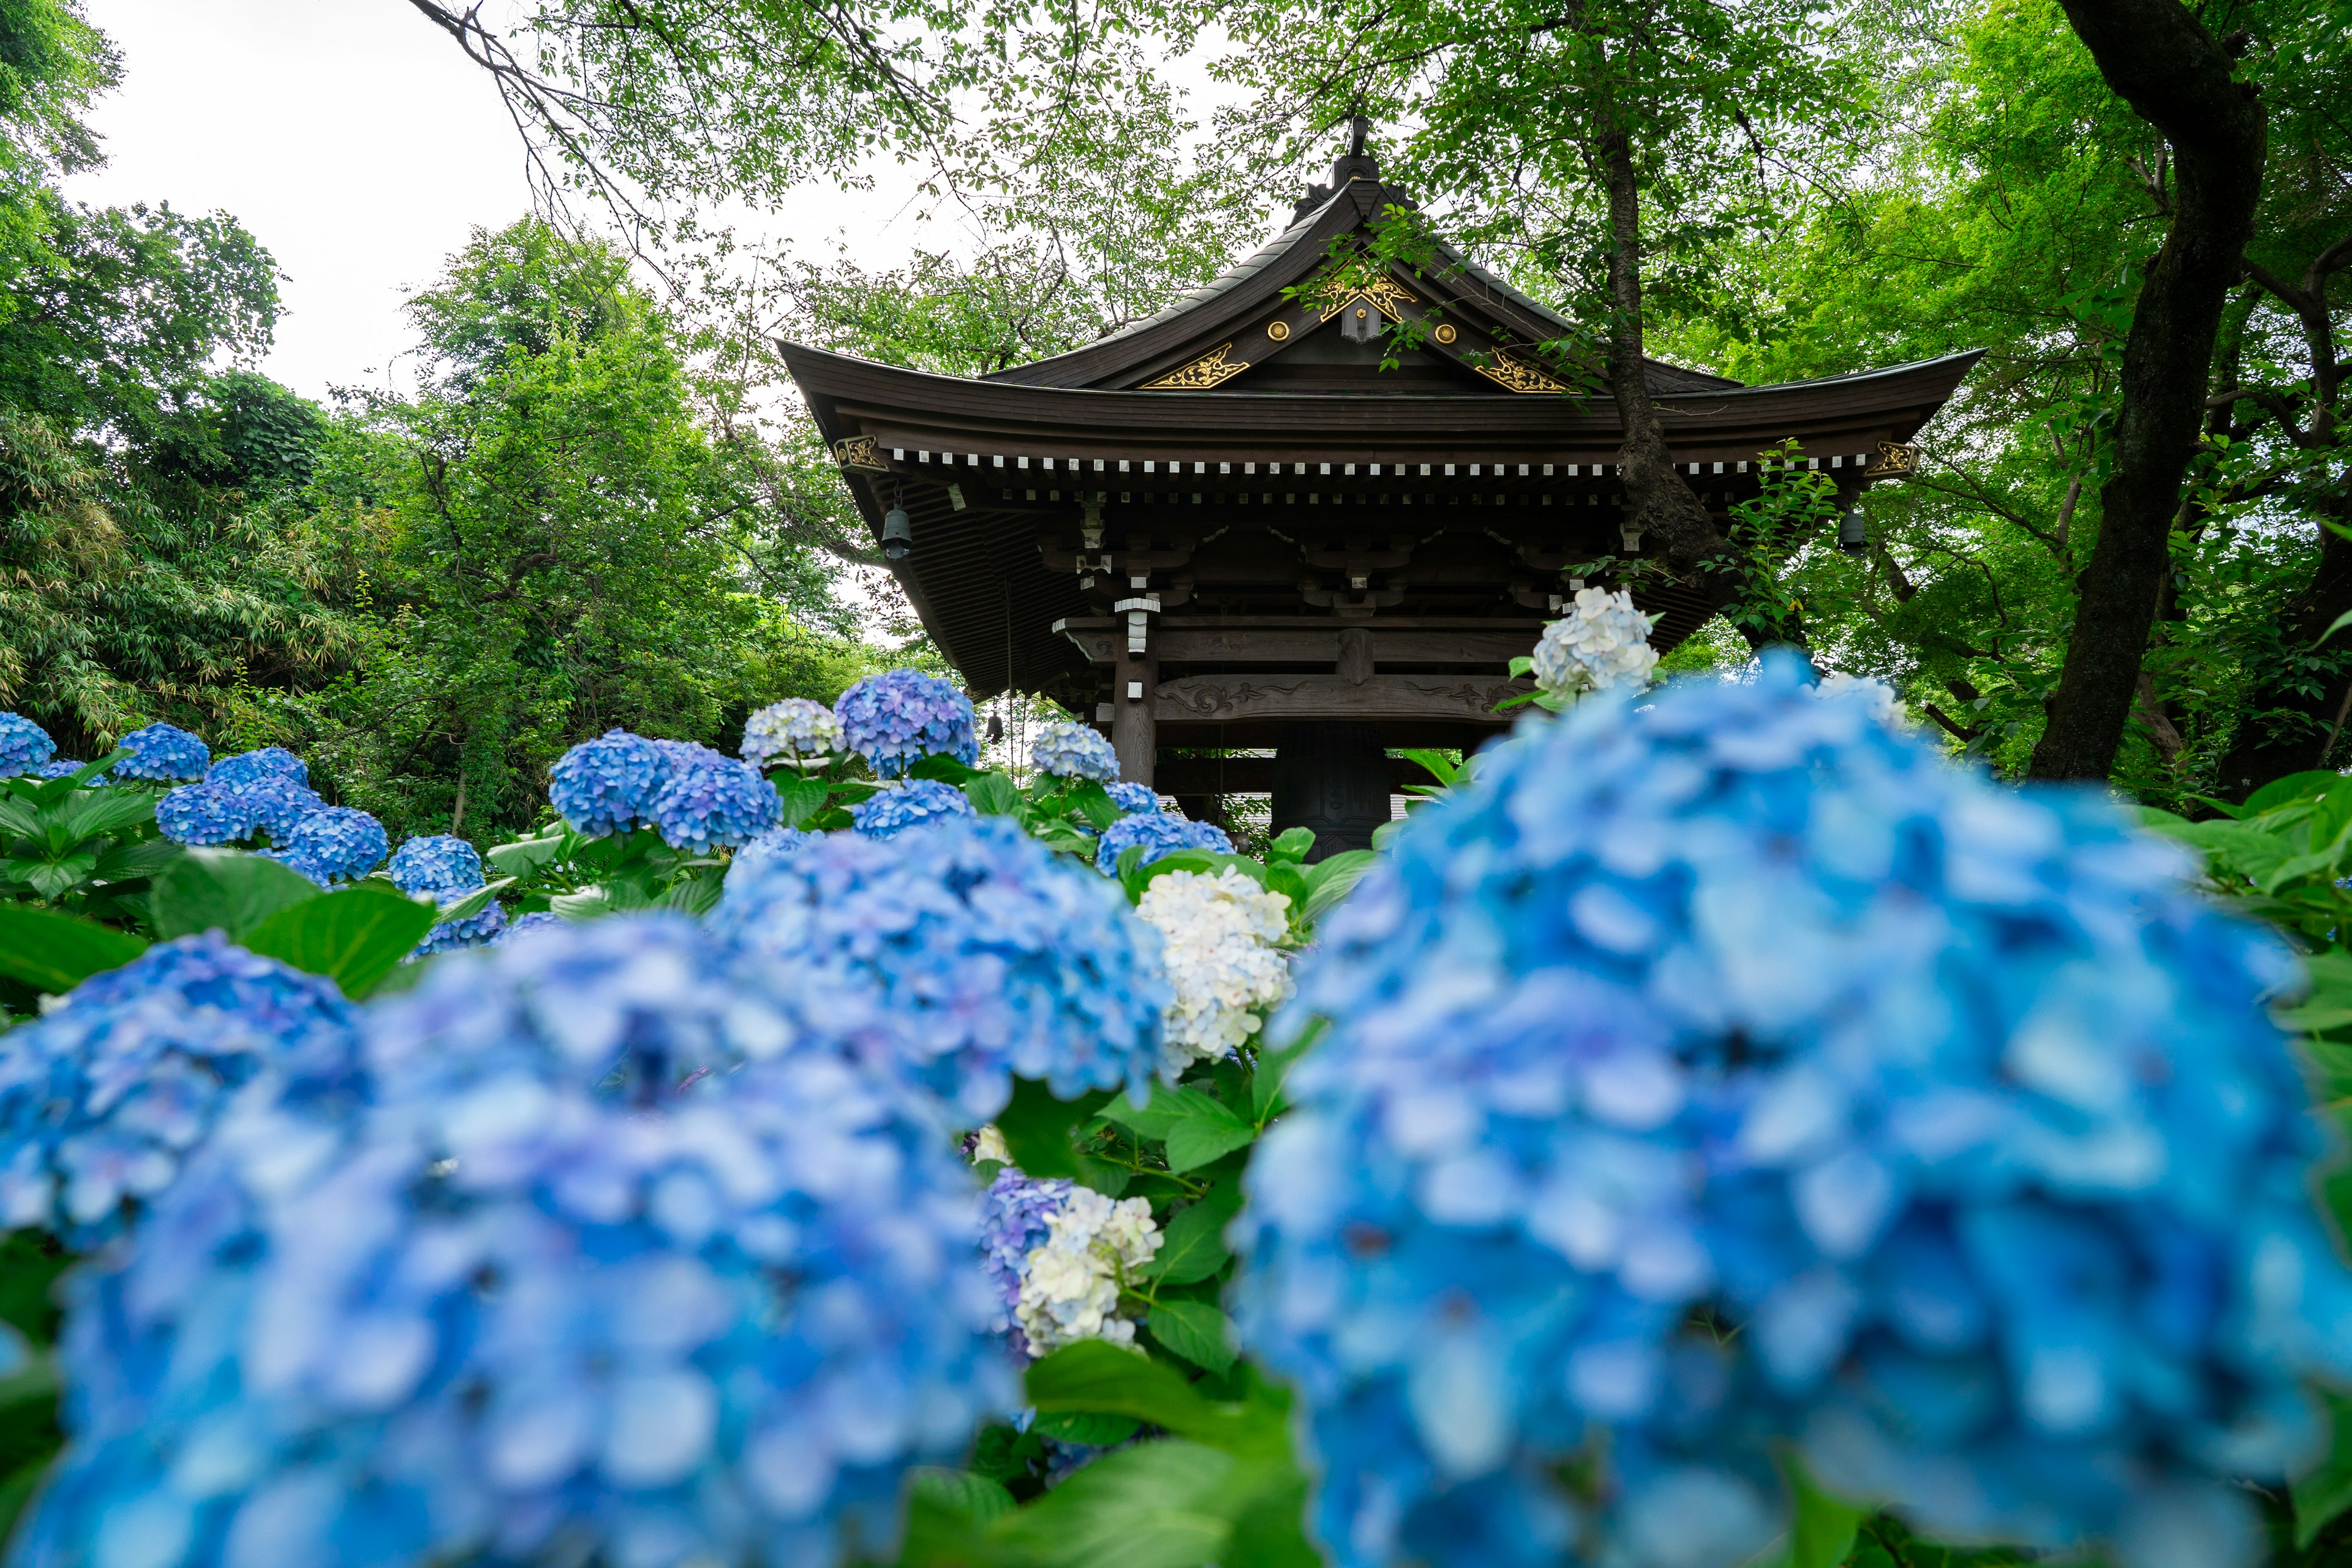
[1265,320,1291,342]
[1472,350,1569,395]
[831,435,886,472]
[1864,441,1919,477]
[1312,272,1418,323]
[1141,343,1251,391]
[1432,323,1458,345]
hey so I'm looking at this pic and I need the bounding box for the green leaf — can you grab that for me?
[486,835,566,878]
[964,771,1021,816]
[0,905,149,994]
[1147,1300,1237,1376]
[2296,1391,2352,1547]
[240,886,441,998]
[997,1077,1117,1186]
[910,1467,1017,1526]
[2252,771,2352,816]
[2313,609,2352,649]
[900,1467,1019,1567]
[1396,748,1461,786]
[908,753,985,785]
[1102,1089,1186,1142]
[429,876,516,926]
[0,797,37,839]
[1267,827,1315,865]
[22,856,96,899]
[1300,849,1377,924]
[1159,1088,1257,1174]
[1071,780,1125,831]
[88,837,179,883]
[983,1440,1235,1568]
[50,787,156,845]
[1773,1455,1865,1568]
[150,849,323,941]
[772,772,832,829]
[1025,1341,1289,1461]
[1143,1188,1240,1284]
[1031,1411,1142,1446]
[1507,654,1536,677]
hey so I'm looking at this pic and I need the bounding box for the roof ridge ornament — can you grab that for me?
[1140,342,1251,391]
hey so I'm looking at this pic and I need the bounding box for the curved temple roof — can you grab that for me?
[777,159,1979,731]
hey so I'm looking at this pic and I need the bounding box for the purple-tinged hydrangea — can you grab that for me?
[205,746,308,790]
[712,815,1169,1122]
[269,807,388,885]
[154,783,256,846]
[23,915,1012,1568]
[850,779,974,840]
[549,728,667,837]
[1104,781,1158,817]
[110,722,209,782]
[1093,810,1231,875]
[1236,652,2352,1568]
[0,712,55,777]
[1030,722,1119,782]
[649,744,781,852]
[387,834,484,896]
[0,932,359,1246]
[981,1167,1074,1358]
[834,669,978,779]
[412,899,508,959]
[742,698,845,767]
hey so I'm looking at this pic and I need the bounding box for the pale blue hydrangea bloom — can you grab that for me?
[648,743,780,853]
[413,901,509,959]
[1104,781,1157,817]
[206,746,309,790]
[497,910,564,944]
[1093,810,1231,875]
[742,698,845,767]
[834,669,978,779]
[270,807,389,885]
[981,1168,1072,1356]
[549,728,668,837]
[850,780,974,840]
[712,815,1169,1122]
[20,914,1013,1568]
[110,723,209,782]
[1237,652,2352,1568]
[387,834,483,895]
[0,712,56,777]
[733,826,816,878]
[0,933,360,1246]
[154,784,257,846]
[1030,722,1119,782]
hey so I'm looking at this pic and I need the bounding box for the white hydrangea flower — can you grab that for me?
[1015,1188,1163,1354]
[1814,670,1907,725]
[741,698,844,766]
[969,1125,1011,1164]
[1137,868,1293,1066]
[1530,587,1659,699]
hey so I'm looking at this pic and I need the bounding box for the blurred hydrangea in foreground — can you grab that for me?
[833,669,977,779]
[714,815,1168,1121]
[1137,867,1292,1066]
[20,914,1012,1568]
[1236,652,2352,1568]
[0,934,358,1246]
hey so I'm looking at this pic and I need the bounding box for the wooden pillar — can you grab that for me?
[1112,645,1158,787]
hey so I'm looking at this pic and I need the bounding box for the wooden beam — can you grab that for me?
[1155,754,1433,794]
[1153,673,1529,725]
[1055,618,1543,667]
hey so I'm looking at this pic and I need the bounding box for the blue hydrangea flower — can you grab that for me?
[834,669,978,779]
[850,779,976,840]
[0,932,360,1246]
[981,1167,1074,1357]
[549,728,668,837]
[110,722,209,782]
[32,758,95,783]
[205,747,309,790]
[413,900,509,959]
[742,698,845,767]
[0,712,56,777]
[497,910,565,944]
[1030,722,1119,782]
[1093,810,1232,875]
[154,783,258,846]
[648,742,780,853]
[712,815,1169,1122]
[1235,652,2352,1568]
[270,807,389,885]
[733,826,817,878]
[1104,781,1158,817]
[387,834,484,896]
[221,773,328,839]
[22,915,1014,1568]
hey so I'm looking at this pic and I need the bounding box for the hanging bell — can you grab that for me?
[1839,507,1869,555]
[881,505,913,561]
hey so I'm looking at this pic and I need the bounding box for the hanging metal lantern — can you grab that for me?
[1839,507,1869,555]
[881,505,913,561]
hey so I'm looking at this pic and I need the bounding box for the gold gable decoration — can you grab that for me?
[1316,274,1418,323]
[1864,441,1920,477]
[1142,343,1251,391]
[831,435,886,472]
[1472,349,1569,395]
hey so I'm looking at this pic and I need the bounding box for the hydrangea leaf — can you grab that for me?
[239,884,440,998]
[1300,850,1376,924]
[88,837,178,883]
[965,771,1021,816]
[2295,1392,2352,1548]
[1144,1188,1242,1285]
[982,1439,1235,1568]
[1025,1341,1289,1461]
[0,905,148,995]
[1773,1456,1865,1568]
[149,848,322,940]
[429,876,515,925]
[909,753,986,785]
[484,833,565,877]
[1071,781,1125,831]
[2245,770,2345,816]
[998,1077,1119,1185]
[1032,1411,1144,1445]
[1148,1302,1238,1376]
[773,772,831,827]
[901,1469,1020,1567]
[1160,1090,1257,1174]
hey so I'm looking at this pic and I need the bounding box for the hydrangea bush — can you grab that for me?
[1528,586,1659,701]
[849,778,976,839]
[1137,867,1292,1066]
[742,698,845,767]
[1094,810,1233,875]
[1030,722,1121,782]
[108,723,208,782]
[834,669,978,778]
[1237,654,2352,1568]
[0,712,56,776]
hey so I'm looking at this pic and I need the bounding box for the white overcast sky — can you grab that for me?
[64,0,930,403]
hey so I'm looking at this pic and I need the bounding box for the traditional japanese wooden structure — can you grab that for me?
[781,147,1977,853]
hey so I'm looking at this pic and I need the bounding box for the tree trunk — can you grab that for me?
[2025,0,2265,780]
[1593,129,1797,649]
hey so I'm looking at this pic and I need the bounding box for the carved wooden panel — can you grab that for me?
[1057,622,1542,668]
[1153,673,1529,723]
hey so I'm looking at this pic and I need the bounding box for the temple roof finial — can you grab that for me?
[1329,112,1379,187]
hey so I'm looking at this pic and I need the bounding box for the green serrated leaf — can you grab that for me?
[2247,771,2347,817]
[240,886,441,998]
[963,771,1021,816]
[998,1077,1118,1186]
[0,905,149,994]
[908,753,984,785]
[1147,1301,1237,1376]
[1161,1090,1257,1174]
[1031,1411,1143,1446]
[983,1440,1235,1568]
[150,849,323,941]
[1144,1190,1239,1285]
[432,876,517,926]
[772,772,832,828]
[486,836,565,878]
[1072,780,1125,830]
[1267,827,1315,865]
[1025,1341,1288,1461]
[1773,1453,1865,1568]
